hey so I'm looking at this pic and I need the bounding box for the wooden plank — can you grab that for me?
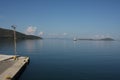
[0,55,29,80]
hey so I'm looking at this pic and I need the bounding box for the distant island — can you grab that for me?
[99,38,114,41]
[77,38,115,41]
[0,28,42,39]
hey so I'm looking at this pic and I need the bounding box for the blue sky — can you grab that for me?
[0,0,120,39]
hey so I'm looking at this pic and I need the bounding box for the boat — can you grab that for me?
[73,37,77,41]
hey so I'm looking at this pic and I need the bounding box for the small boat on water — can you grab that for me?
[73,37,77,41]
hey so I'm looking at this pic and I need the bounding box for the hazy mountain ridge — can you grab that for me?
[0,28,42,39]
[77,38,115,41]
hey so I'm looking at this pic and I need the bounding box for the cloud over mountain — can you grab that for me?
[25,26,37,35]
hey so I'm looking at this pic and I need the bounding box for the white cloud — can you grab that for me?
[47,33,68,36]
[63,33,68,36]
[25,26,37,35]
[94,34,111,39]
[39,32,44,36]
[45,32,69,38]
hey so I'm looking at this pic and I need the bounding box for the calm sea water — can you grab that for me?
[0,39,120,80]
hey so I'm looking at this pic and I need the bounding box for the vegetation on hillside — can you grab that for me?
[0,28,42,39]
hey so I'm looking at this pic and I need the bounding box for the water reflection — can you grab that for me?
[25,40,36,52]
[1,39,120,80]
[0,39,25,54]
[37,40,43,49]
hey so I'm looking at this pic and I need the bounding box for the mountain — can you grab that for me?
[77,38,115,41]
[0,28,42,39]
[99,38,114,41]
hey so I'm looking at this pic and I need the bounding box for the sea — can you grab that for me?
[0,39,120,80]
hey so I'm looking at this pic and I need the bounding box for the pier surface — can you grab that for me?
[0,54,14,61]
[0,54,29,80]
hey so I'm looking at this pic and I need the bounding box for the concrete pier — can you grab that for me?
[0,54,29,80]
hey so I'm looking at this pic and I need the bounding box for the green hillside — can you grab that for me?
[0,28,42,39]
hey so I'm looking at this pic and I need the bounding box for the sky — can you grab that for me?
[0,0,120,39]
